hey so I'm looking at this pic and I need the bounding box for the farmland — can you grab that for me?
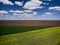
[0,20,60,26]
[0,20,60,45]
[0,26,60,45]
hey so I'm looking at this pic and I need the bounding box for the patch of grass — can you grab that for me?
[0,26,55,36]
[0,26,60,45]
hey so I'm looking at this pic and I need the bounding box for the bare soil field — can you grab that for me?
[0,20,60,26]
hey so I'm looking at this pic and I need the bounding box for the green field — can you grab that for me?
[0,26,60,45]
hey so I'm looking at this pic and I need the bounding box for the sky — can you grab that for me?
[0,0,60,20]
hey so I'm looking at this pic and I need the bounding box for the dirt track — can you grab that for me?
[0,20,60,26]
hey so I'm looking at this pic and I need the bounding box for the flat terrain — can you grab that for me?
[0,20,60,26]
[0,26,60,45]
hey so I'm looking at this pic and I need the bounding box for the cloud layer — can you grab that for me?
[49,6,60,11]
[15,1,23,6]
[0,0,14,5]
[42,12,53,17]
[23,0,43,10]
[0,10,8,14]
[0,10,37,17]
[0,0,60,20]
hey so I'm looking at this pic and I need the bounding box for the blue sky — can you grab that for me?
[0,0,60,20]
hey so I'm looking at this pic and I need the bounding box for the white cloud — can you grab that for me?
[0,0,14,5]
[24,10,32,12]
[0,10,37,19]
[32,11,37,15]
[15,1,23,6]
[23,0,43,10]
[0,10,8,14]
[49,6,60,11]
[14,10,24,13]
[9,10,24,13]
[45,12,52,15]
[25,12,37,17]
[13,13,23,16]
[13,11,37,17]
[23,11,37,17]
[9,10,15,12]
[42,12,53,16]
[9,10,37,17]
[0,10,8,16]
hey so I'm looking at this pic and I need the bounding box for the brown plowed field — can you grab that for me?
[0,20,60,26]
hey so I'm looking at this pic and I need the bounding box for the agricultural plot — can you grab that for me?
[0,26,60,45]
